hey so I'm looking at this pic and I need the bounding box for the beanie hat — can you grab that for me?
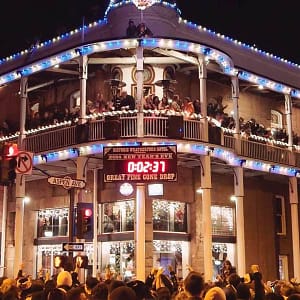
[56,271,72,287]
[204,287,226,300]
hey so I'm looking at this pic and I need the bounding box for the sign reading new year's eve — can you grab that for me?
[103,145,177,183]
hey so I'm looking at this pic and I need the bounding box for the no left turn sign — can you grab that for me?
[16,151,34,175]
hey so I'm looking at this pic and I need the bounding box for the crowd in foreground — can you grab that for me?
[0,261,300,300]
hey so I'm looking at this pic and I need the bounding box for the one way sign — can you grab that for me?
[62,242,84,252]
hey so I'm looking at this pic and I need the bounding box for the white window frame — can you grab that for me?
[271,110,283,129]
[275,195,286,235]
[279,255,289,280]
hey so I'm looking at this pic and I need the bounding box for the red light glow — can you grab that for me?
[84,208,93,217]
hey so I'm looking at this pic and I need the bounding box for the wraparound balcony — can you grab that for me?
[2,111,299,169]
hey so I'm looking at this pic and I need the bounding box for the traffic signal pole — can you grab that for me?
[76,156,88,283]
[14,76,28,278]
[0,186,7,276]
[69,188,75,244]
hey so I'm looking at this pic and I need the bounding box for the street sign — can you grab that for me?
[47,176,86,189]
[16,151,34,175]
[62,242,84,252]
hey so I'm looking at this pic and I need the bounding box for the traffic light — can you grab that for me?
[54,255,68,269]
[77,202,93,239]
[74,255,88,268]
[0,142,18,185]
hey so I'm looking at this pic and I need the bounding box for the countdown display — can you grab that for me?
[103,145,177,182]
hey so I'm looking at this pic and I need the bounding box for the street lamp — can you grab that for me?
[23,196,30,204]
[196,187,203,194]
[230,195,237,202]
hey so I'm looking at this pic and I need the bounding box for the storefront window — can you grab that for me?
[153,200,187,232]
[37,208,68,238]
[153,240,190,279]
[102,200,134,233]
[101,241,135,280]
[212,243,236,281]
[36,245,67,277]
[211,206,235,236]
[36,243,94,278]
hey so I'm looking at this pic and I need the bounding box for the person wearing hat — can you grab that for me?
[17,277,44,300]
[56,270,73,293]
[204,286,226,300]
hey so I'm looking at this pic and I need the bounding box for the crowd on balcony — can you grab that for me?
[206,96,299,146]
[0,92,299,146]
[0,260,300,299]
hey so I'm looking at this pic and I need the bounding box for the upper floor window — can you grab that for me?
[271,110,283,129]
[274,195,286,235]
[153,200,187,232]
[211,205,235,236]
[102,199,187,233]
[102,200,134,233]
[37,208,68,238]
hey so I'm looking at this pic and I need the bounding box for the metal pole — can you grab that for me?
[68,188,75,268]
[0,186,7,276]
[92,169,98,277]
[79,55,88,125]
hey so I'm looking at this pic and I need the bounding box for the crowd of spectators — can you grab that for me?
[1,261,300,300]
[0,92,299,146]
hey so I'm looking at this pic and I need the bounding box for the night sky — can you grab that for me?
[1,0,299,64]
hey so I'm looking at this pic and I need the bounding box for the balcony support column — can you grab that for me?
[231,75,241,153]
[14,176,26,278]
[135,43,146,279]
[233,166,246,276]
[79,55,88,125]
[19,76,28,148]
[198,57,208,142]
[284,94,293,149]
[0,186,7,276]
[200,155,212,281]
[289,177,300,279]
[136,45,144,138]
[135,183,146,281]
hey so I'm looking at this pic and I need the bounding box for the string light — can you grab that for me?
[0,1,299,98]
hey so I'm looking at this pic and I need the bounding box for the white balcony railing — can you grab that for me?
[1,112,299,168]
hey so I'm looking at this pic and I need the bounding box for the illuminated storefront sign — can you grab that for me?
[103,145,177,182]
[132,0,155,9]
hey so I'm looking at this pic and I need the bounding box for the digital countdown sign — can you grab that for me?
[103,145,177,183]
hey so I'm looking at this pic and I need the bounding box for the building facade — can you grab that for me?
[0,0,299,283]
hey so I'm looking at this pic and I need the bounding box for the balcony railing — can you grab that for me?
[240,138,291,165]
[1,111,300,168]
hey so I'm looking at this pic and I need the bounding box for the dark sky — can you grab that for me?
[1,0,300,64]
